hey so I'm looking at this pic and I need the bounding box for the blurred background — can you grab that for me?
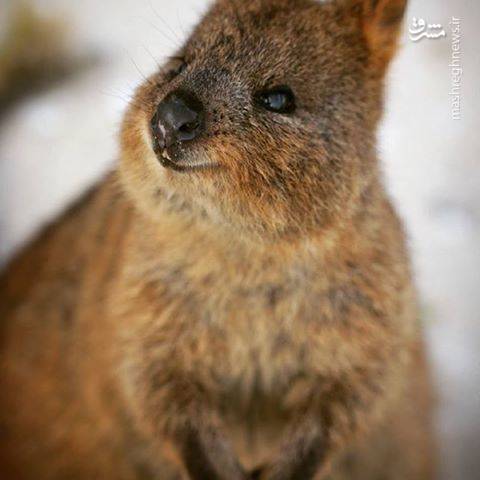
[0,0,478,478]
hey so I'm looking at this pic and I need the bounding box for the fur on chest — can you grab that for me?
[161,283,312,403]
[118,255,320,407]
[116,236,398,428]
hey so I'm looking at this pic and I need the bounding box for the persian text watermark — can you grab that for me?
[449,17,462,121]
[408,15,462,121]
[408,17,446,42]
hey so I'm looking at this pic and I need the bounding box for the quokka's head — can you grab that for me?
[120,0,407,239]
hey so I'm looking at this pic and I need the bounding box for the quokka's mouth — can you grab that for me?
[153,142,220,173]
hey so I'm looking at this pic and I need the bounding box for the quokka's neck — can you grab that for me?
[123,176,388,279]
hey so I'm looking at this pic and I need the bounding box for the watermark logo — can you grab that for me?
[450,17,462,120]
[408,17,446,42]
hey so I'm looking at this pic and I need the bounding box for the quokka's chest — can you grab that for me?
[170,288,322,467]
[152,276,318,401]
[120,252,335,406]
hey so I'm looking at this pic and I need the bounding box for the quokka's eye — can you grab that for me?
[166,57,187,80]
[255,86,296,114]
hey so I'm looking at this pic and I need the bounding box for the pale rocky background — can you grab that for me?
[0,0,479,478]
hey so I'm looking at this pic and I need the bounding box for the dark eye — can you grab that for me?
[255,86,296,114]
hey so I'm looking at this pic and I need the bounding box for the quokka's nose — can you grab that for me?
[151,90,204,151]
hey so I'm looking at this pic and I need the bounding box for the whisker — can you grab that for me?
[102,86,153,111]
[176,9,189,39]
[121,48,156,87]
[148,0,184,47]
[145,19,179,49]
[142,45,162,70]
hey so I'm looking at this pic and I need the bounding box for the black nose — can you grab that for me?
[151,90,204,151]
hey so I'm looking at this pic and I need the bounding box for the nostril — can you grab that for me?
[179,120,199,134]
[152,90,204,150]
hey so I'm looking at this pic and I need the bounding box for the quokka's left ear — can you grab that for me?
[356,0,408,70]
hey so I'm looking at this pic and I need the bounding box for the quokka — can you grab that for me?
[0,0,435,479]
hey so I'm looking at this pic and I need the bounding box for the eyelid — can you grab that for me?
[164,56,188,79]
[170,55,187,63]
[264,85,293,94]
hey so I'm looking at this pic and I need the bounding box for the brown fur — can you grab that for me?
[0,0,435,479]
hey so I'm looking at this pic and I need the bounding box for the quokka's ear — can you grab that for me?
[355,0,408,70]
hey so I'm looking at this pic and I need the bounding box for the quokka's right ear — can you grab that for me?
[348,0,408,70]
